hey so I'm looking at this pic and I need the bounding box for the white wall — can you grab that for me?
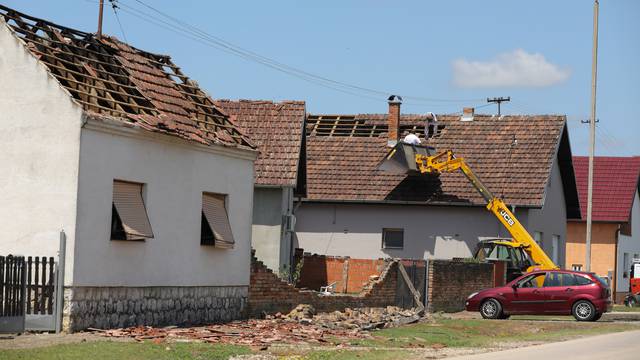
[73,125,255,287]
[526,159,568,268]
[295,202,515,260]
[0,21,82,284]
[617,191,640,293]
[251,187,284,271]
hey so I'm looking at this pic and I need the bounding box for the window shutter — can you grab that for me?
[112,180,154,240]
[202,193,235,248]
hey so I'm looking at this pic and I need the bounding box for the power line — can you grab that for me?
[115,0,484,105]
[109,0,128,43]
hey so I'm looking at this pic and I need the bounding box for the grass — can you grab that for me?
[613,304,640,312]
[2,318,639,359]
[0,341,251,360]
[347,318,640,349]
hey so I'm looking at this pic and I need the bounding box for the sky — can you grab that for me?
[3,0,638,156]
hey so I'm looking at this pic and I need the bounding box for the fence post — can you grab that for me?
[423,259,429,310]
[55,230,66,333]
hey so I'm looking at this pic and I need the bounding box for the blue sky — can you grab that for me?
[3,0,638,156]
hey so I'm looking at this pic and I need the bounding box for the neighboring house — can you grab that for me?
[295,97,581,267]
[566,156,640,302]
[214,100,306,273]
[0,7,257,330]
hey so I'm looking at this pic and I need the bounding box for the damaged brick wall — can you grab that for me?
[295,250,388,293]
[249,253,397,317]
[427,260,494,313]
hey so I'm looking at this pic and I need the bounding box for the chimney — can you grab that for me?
[387,95,402,147]
[461,107,474,122]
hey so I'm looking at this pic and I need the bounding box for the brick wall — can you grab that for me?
[427,260,494,313]
[295,251,387,293]
[249,253,397,317]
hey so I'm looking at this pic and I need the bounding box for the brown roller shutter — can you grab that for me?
[202,193,235,248]
[112,180,154,240]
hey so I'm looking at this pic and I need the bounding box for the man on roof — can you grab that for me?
[402,130,421,145]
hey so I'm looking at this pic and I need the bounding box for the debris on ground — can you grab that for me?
[89,306,423,346]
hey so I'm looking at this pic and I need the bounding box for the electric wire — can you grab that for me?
[108,0,128,43]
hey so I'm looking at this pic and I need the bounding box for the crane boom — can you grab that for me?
[414,150,558,271]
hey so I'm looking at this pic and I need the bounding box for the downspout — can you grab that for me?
[614,224,621,302]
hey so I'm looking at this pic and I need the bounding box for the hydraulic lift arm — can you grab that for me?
[414,150,558,271]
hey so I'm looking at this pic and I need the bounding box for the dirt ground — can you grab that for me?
[0,331,129,350]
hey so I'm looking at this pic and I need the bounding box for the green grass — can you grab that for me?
[348,318,640,349]
[302,349,413,360]
[613,305,640,312]
[0,341,251,360]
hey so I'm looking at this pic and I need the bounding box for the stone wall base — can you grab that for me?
[63,286,248,332]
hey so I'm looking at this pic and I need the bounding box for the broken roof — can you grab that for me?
[214,100,306,187]
[0,5,254,151]
[305,114,580,217]
[572,156,640,223]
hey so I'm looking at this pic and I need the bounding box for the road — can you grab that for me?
[447,330,640,360]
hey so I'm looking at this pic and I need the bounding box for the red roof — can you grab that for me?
[572,156,640,222]
[214,100,306,186]
[305,114,575,208]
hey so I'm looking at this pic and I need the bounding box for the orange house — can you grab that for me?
[567,156,640,302]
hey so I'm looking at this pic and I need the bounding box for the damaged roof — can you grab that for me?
[572,156,640,222]
[0,5,254,151]
[214,100,306,187]
[305,114,580,216]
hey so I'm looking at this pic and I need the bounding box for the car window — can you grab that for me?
[575,275,594,286]
[543,272,561,287]
[561,273,577,286]
[518,273,546,288]
[594,275,610,288]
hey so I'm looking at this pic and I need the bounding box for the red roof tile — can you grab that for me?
[572,156,640,222]
[306,114,570,207]
[214,100,305,186]
[0,5,254,151]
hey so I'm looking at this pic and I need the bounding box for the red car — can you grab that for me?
[465,270,612,321]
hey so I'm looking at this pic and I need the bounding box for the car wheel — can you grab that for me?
[498,314,511,320]
[572,300,596,321]
[592,313,602,321]
[480,298,503,319]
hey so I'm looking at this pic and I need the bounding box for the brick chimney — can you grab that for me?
[461,107,474,122]
[387,95,402,147]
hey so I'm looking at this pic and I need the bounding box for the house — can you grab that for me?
[0,6,257,331]
[566,156,640,302]
[294,97,581,266]
[213,100,306,274]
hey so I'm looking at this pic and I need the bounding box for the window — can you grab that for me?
[544,273,578,287]
[518,273,546,288]
[551,235,560,264]
[572,264,583,271]
[575,275,594,286]
[111,180,153,241]
[201,193,235,248]
[533,231,543,247]
[382,229,404,249]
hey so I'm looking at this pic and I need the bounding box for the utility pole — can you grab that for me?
[487,97,510,116]
[97,0,105,38]
[585,0,599,272]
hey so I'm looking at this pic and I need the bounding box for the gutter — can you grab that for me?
[295,197,541,209]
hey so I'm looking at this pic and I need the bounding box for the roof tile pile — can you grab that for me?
[214,100,305,186]
[306,114,567,206]
[0,5,254,150]
[572,156,640,222]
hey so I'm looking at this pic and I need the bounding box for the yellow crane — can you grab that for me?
[380,144,558,275]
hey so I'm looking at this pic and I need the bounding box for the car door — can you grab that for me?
[505,273,547,314]
[543,272,577,314]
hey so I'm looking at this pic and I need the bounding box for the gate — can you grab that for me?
[395,259,427,309]
[25,256,57,331]
[0,255,27,333]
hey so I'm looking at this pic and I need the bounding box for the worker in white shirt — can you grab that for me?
[403,130,421,145]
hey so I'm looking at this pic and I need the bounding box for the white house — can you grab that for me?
[295,98,581,268]
[0,6,256,331]
[214,100,306,274]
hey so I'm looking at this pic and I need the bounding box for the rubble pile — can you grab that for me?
[90,305,422,346]
[272,305,422,331]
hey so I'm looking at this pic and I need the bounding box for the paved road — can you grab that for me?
[447,330,640,360]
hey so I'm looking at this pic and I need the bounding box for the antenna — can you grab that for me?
[97,0,105,38]
[487,97,511,116]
